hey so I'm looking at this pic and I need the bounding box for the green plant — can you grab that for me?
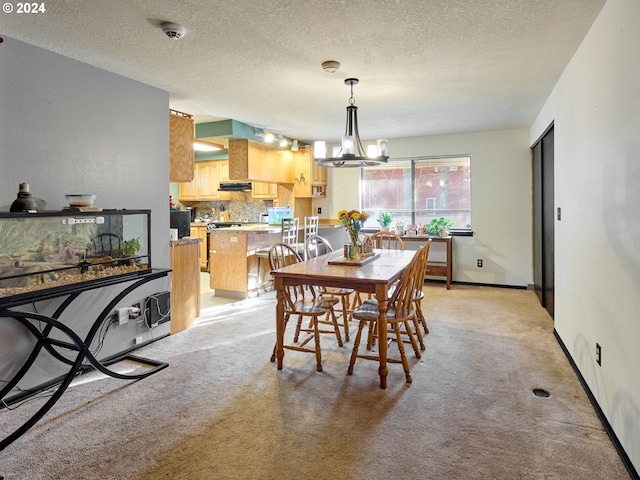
[426,217,453,236]
[376,211,393,228]
[121,238,141,257]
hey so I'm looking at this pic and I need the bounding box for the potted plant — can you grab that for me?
[376,212,393,232]
[120,237,141,258]
[426,217,453,237]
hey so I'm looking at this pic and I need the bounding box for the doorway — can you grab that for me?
[532,124,554,318]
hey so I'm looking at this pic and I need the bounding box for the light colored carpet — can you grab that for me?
[0,284,631,479]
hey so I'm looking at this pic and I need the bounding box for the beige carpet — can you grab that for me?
[0,285,631,479]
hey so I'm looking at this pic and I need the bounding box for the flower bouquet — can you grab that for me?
[338,209,369,259]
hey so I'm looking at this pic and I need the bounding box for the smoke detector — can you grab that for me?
[321,60,340,74]
[162,23,186,40]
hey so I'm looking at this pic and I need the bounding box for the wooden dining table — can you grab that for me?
[271,248,417,389]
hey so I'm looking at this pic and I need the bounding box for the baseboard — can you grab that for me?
[425,279,527,290]
[554,330,639,479]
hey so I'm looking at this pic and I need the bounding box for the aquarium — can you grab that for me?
[0,210,151,299]
[267,207,294,225]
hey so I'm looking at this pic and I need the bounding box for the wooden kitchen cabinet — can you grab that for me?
[178,161,224,201]
[252,181,278,199]
[228,139,294,183]
[190,226,209,270]
[293,146,328,197]
[219,159,230,181]
[169,110,195,182]
[169,239,201,334]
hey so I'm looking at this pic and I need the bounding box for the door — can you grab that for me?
[532,124,554,318]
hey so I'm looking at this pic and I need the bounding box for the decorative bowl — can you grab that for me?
[65,194,97,207]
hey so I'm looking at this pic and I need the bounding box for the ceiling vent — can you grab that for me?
[162,23,186,40]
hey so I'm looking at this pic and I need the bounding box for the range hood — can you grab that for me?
[218,182,252,192]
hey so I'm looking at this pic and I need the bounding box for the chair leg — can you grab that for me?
[328,308,343,347]
[415,299,428,334]
[393,322,413,384]
[404,319,422,358]
[293,315,304,343]
[271,313,291,362]
[411,315,426,351]
[366,319,377,350]
[341,295,350,342]
[312,317,323,372]
[347,320,367,375]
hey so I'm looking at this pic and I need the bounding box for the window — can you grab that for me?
[360,156,471,230]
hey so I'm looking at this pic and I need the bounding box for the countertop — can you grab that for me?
[170,237,202,245]
[206,224,282,234]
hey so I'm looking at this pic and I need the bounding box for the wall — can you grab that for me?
[0,36,170,268]
[530,0,640,470]
[314,128,533,287]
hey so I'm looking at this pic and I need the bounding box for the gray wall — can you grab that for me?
[531,0,640,471]
[0,36,170,268]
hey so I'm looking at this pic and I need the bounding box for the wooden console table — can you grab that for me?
[400,235,452,289]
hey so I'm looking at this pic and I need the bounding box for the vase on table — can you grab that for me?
[346,228,360,260]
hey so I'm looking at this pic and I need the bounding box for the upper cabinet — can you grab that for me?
[228,139,294,183]
[169,110,195,182]
[293,146,327,198]
[252,181,278,199]
[178,161,227,201]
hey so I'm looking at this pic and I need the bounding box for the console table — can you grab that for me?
[0,268,171,451]
[400,235,452,289]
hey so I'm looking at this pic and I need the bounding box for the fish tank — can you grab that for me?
[0,210,151,300]
[268,207,294,225]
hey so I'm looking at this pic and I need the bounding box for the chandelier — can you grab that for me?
[314,78,389,167]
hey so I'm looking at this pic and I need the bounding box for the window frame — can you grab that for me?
[359,155,472,232]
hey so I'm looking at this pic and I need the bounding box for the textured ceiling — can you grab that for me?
[0,0,606,143]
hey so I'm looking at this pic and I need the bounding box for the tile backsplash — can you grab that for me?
[181,192,273,222]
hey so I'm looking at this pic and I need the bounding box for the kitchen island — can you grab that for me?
[208,224,282,298]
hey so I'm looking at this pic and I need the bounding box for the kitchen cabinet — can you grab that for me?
[169,238,201,334]
[190,226,209,270]
[219,159,230,181]
[169,110,195,182]
[209,229,281,298]
[293,146,328,198]
[178,161,225,201]
[252,181,278,199]
[228,139,294,183]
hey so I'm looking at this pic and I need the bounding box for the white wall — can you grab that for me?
[314,128,533,287]
[0,36,170,267]
[531,0,640,470]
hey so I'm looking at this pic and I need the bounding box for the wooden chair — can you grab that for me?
[268,243,343,372]
[348,246,428,383]
[412,239,432,335]
[254,218,300,295]
[305,235,355,341]
[356,230,406,338]
[370,231,405,250]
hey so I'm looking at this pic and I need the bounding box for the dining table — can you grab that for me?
[271,248,417,389]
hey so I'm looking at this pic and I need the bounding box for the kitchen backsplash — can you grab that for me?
[181,192,274,222]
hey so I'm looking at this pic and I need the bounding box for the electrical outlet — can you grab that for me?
[317,207,322,214]
[477,259,483,268]
[117,307,129,325]
[596,343,601,366]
